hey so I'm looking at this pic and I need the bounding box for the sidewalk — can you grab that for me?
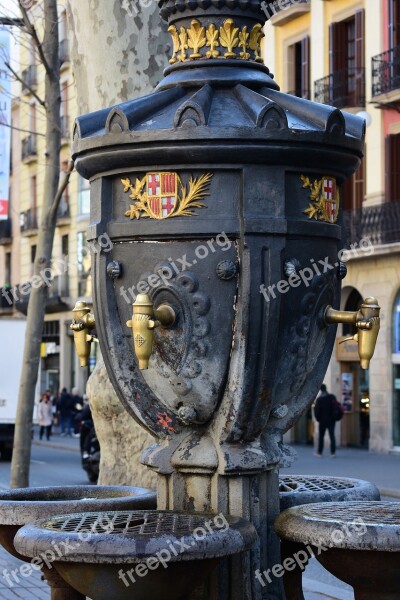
[32,427,80,454]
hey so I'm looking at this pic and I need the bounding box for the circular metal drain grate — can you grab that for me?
[279,475,356,494]
[300,501,400,525]
[44,511,227,536]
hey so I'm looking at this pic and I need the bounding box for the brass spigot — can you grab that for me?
[126,294,176,370]
[70,301,96,367]
[324,297,380,369]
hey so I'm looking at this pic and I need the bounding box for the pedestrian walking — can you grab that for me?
[38,393,53,441]
[71,388,84,437]
[57,388,74,436]
[314,384,343,457]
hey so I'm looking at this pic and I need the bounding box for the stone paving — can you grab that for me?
[0,545,49,599]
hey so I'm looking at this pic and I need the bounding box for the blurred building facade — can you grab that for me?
[0,2,94,398]
[265,0,400,452]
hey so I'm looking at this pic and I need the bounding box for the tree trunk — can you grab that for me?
[67,1,168,488]
[10,0,61,488]
[66,1,169,113]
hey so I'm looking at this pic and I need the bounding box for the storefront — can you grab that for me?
[393,292,400,448]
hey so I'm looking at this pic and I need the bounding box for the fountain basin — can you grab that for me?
[275,501,400,600]
[15,509,257,600]
[0,485,156,561]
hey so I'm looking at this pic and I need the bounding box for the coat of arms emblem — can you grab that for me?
[301,174,340,223]
[122,171,212,220]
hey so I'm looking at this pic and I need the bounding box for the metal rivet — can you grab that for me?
[107,261,122,279]
[216,260,238,281]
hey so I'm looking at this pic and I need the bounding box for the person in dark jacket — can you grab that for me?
[314,384,337,457]
[57,388,74,436]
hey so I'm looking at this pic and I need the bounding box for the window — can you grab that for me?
[386,133,400,201]
[389,0,400,49]
[328,10,365,107]
[78,176,90,215]
[5,252,11,287]
[61,234,69,257]
[342,155,366,211]
[395,293,400,354]
[61,82,69,138]
[77,231,91,297]
[30,244,36,277]
[287,36,310,99]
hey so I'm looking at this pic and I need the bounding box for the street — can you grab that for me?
[0,436,86,490]
[0,435,88,599]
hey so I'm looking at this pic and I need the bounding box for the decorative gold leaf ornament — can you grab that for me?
[249,23,264,63]
[122,172,213,221]
[206,24,220,58]
[301,174,340,223]
[178,26,188,62]
[167,18,264,63]
[168,25,180,64]
[187,20,206,59]
[220,18,239,58]
[238,26,250,60]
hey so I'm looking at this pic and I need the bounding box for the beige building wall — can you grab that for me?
[265,0,399,452]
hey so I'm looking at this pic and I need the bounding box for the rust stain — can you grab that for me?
[157,411,176,433]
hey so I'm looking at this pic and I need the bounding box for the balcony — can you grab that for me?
[57,196,70,224]
[314,68,365,110]
[21,134,37,162]
[0,287,14,314]
[371,45,400,107]
[59,38,69,65]
[14,274,70,315]
[47,274,70,312]
[268,0,310,26]
[343,200,400,248]
[21,64,37,94]
[0,219,12,244]
[20,208,38,235]
[61,115,70,140]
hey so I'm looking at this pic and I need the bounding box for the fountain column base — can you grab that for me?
[157,469,284,600]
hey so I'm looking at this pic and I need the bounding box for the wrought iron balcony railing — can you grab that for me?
[314,68,366,109]
[21,64,37,93]
[20,207,38,233]
[343,200,400,248]
[372,45,400,97]
[21,134,37,161]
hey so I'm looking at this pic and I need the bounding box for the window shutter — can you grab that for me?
[386,134,400,201]
[389,0,400,48]
[301,35,310,99]
[355,9,365,70]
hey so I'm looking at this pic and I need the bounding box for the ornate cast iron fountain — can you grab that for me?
[69,1,380,598]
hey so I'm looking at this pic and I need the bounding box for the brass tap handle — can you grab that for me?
[324,297,380,370]
[126,293,176,370]
[70,301,96,367]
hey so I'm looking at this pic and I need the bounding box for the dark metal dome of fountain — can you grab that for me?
[72,0,364,180]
